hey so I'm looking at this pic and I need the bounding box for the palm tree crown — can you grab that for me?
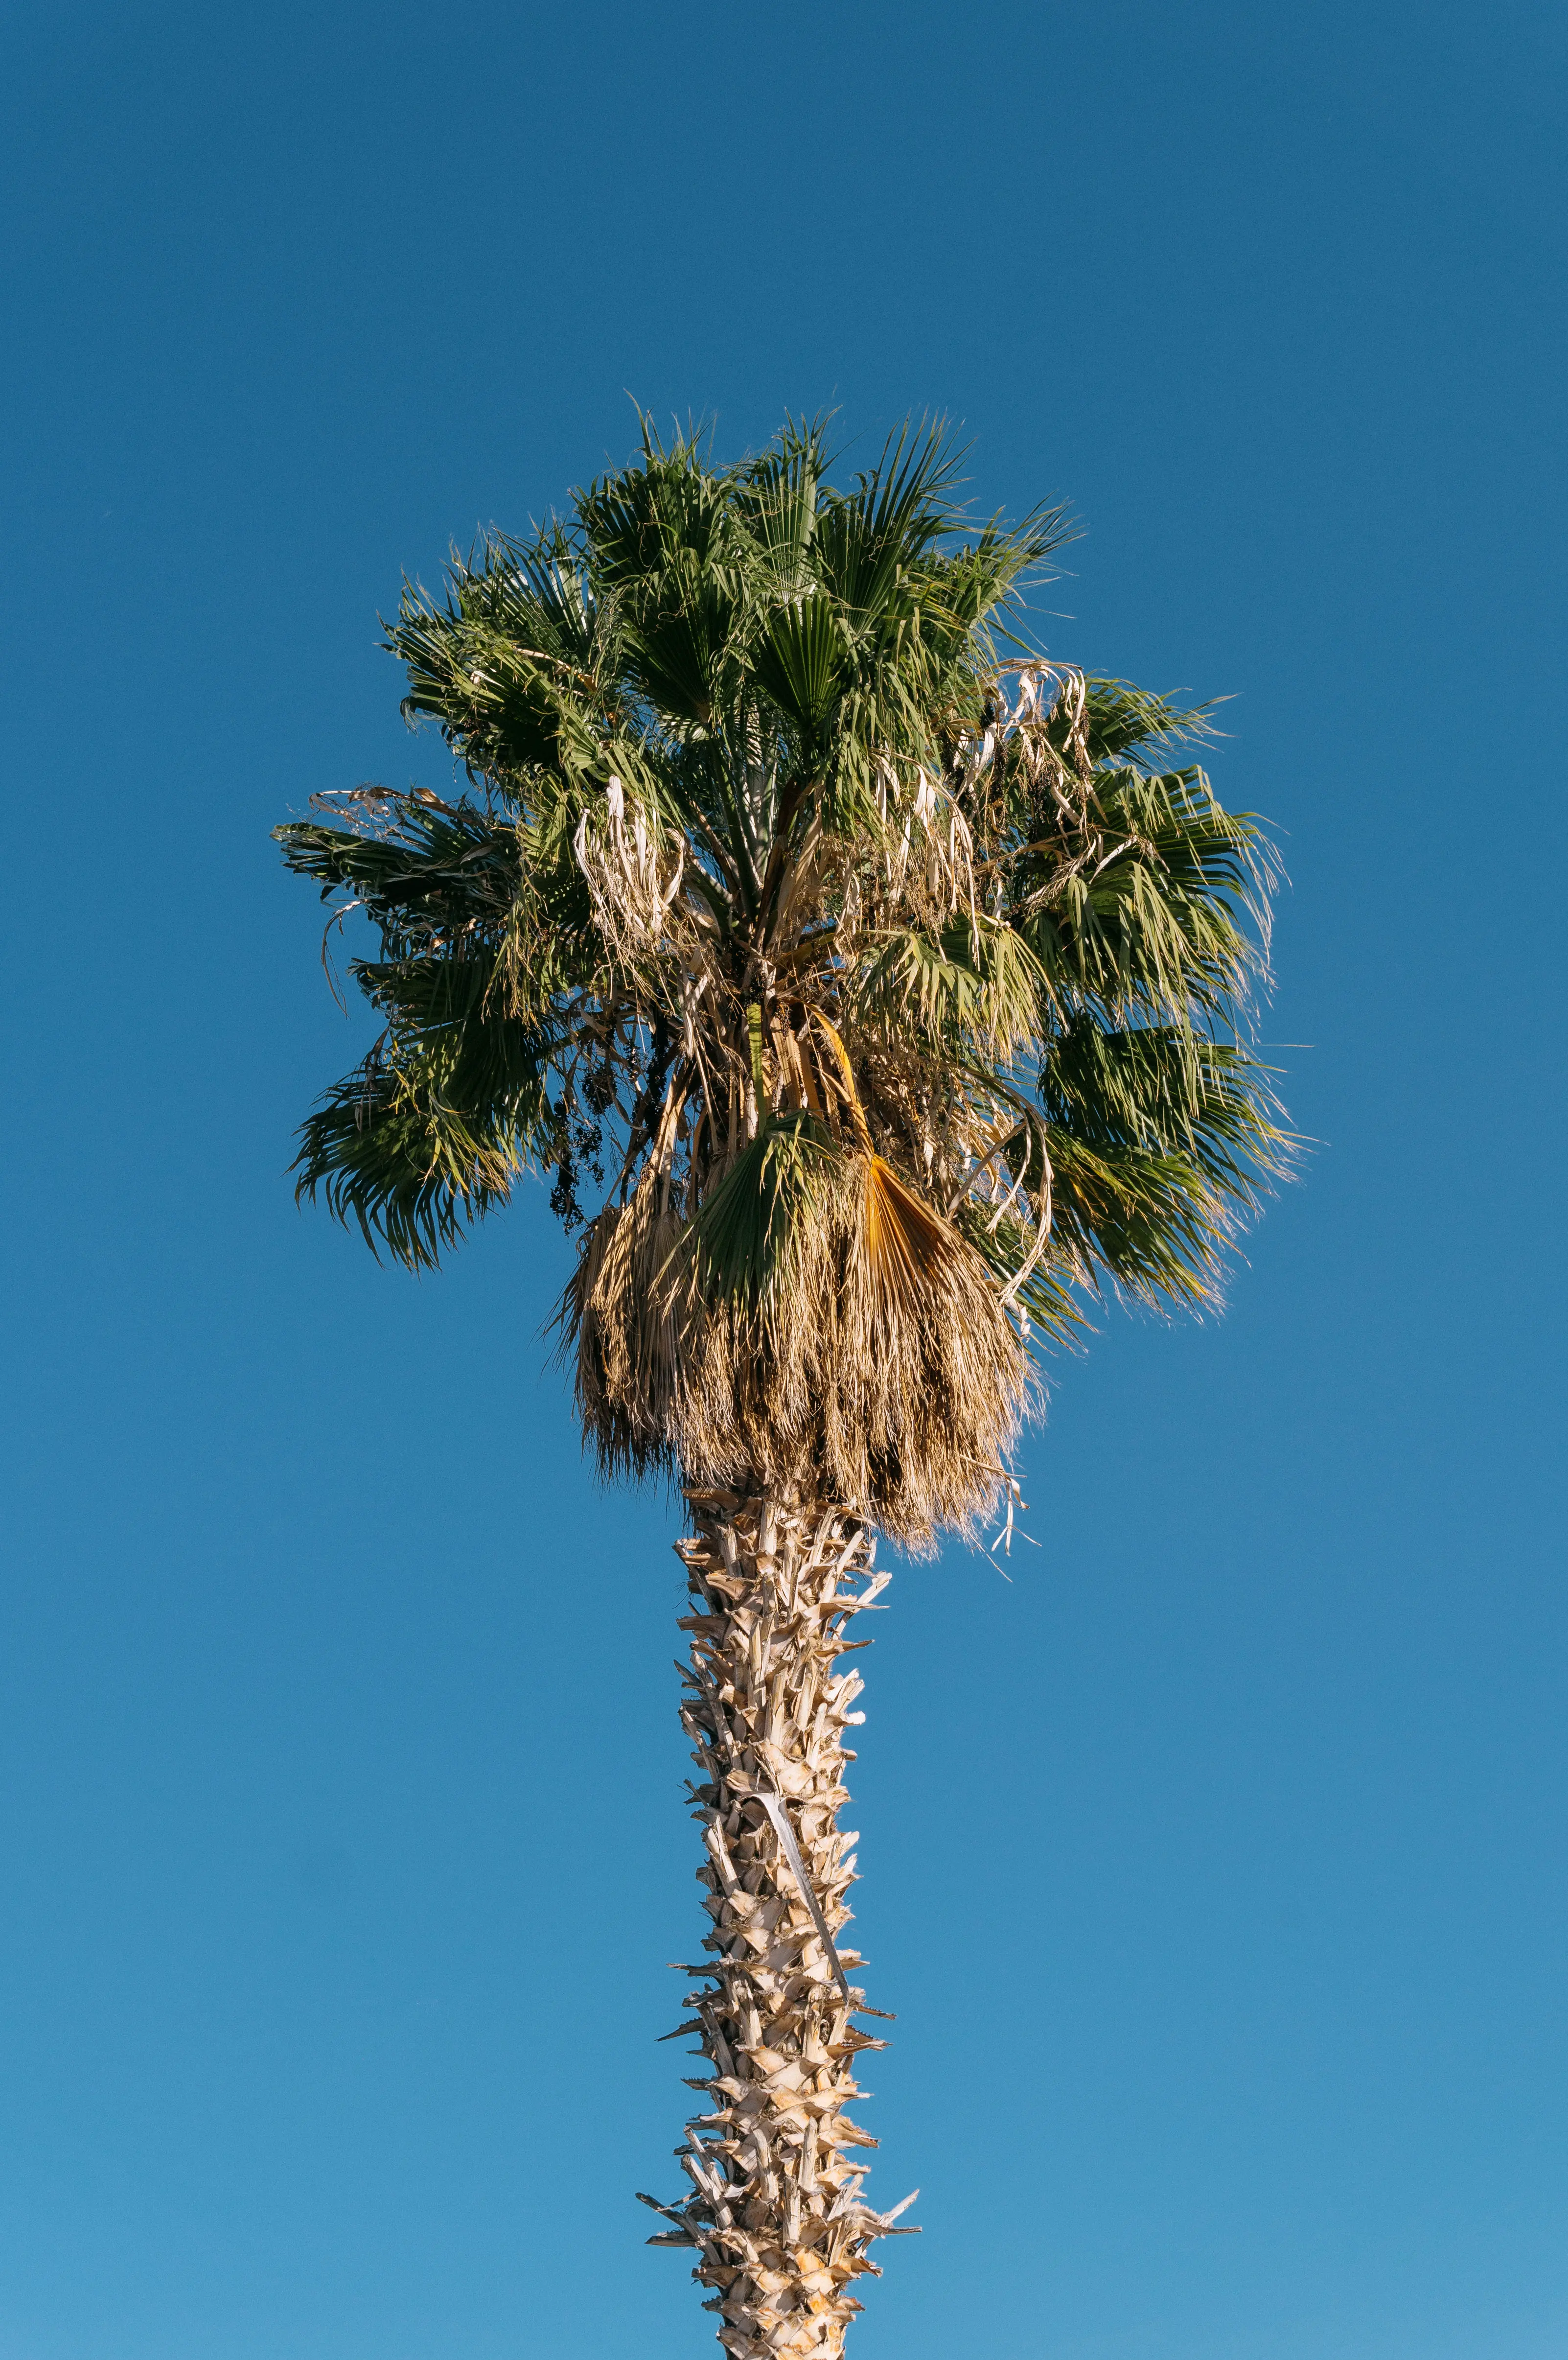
[278,418,1288,1544]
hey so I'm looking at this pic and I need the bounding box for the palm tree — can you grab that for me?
[276,417,1289,2360]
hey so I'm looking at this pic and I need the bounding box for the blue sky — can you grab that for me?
[2,3,1565,2356]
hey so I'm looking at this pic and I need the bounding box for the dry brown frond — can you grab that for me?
[573,780,688,964]
[565,1180,688,1475]
[859,1156,962,1326]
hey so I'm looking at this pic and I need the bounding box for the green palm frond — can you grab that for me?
[1043,1018,1290,1303]
[853,918,1051,1056]
[684,1117,839,1316]
[292,1031,551,1271]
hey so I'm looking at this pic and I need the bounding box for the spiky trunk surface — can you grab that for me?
[639,1487,917,2359]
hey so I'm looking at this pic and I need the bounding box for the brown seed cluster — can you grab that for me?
[639,1488,918,2359]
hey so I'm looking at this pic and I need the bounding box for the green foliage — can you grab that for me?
[685,1117,839,1316]
[277,411,1292,1423]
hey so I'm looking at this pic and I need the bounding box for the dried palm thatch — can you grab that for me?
[566,1133,1031,1547]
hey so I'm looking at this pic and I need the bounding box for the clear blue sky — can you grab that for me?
[2,4,1565,2356]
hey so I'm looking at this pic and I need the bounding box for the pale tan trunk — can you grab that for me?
[638,1486,916,2358]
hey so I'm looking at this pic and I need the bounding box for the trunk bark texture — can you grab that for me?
[639,1485,915,2359]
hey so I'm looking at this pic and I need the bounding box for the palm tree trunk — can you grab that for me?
[639,1485,916,2359]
